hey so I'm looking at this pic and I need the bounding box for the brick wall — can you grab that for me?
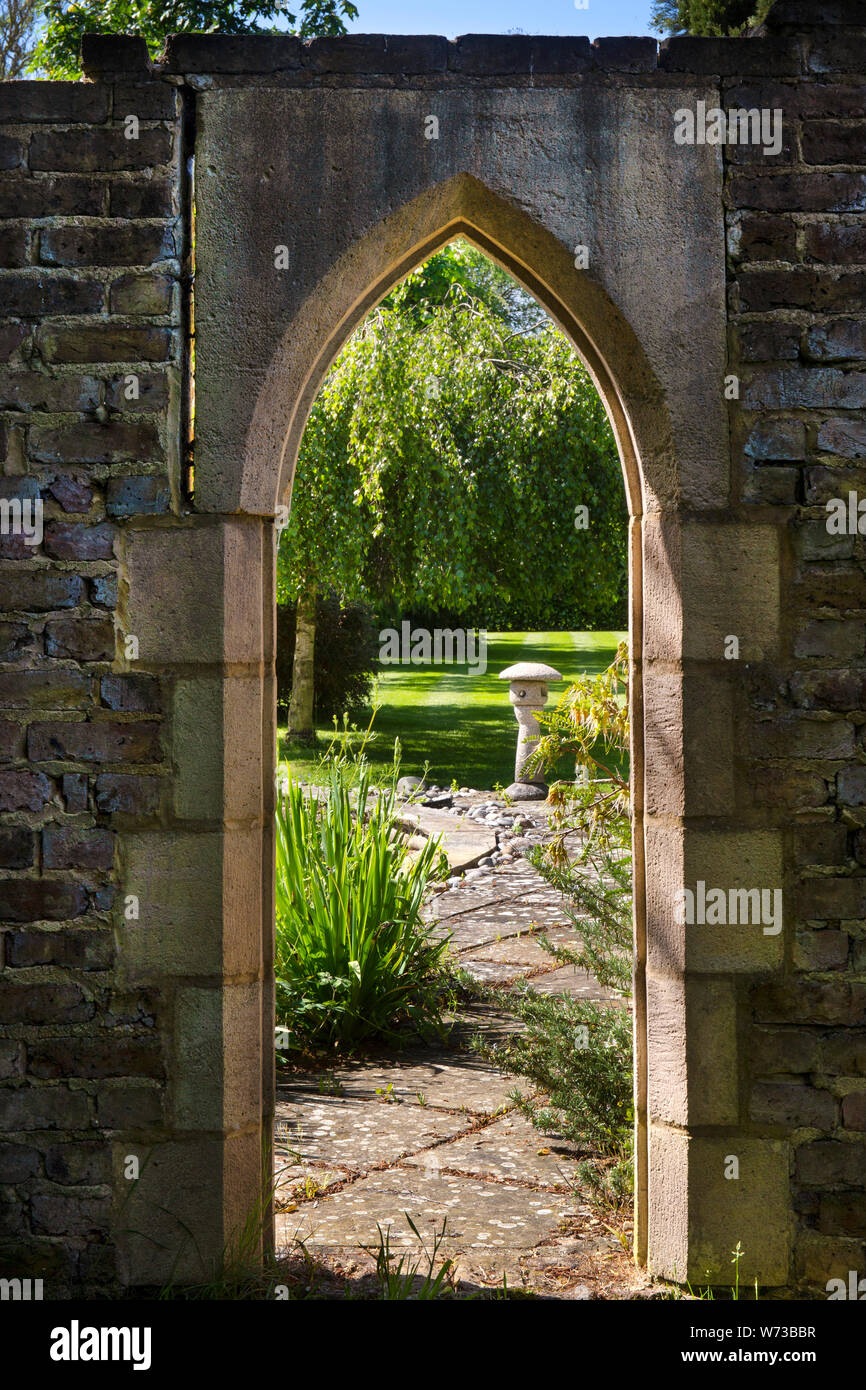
[725,30,866,1283]
[0,73,182,1292]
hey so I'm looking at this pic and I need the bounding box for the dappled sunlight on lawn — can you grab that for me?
[279,630,625,790]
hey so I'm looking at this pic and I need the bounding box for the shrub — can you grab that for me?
[276,593,378,724]
[274,755,450,1048]
[474,643,634,1207]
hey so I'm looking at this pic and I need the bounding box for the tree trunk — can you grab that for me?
[288,583,317,742]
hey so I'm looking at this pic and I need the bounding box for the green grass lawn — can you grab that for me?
[278,630,626,791]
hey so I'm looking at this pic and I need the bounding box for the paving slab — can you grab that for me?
[274,1091,475,1170]
[404,1111,583,1189]
[276,1052,516,1115]
[523,964,624,1003]
[278,1168,579,1254]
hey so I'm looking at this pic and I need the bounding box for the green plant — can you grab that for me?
[32,0,358,79]
[365,1215,455,1300]
[274,754,452,1047]
[478,645,634,1207]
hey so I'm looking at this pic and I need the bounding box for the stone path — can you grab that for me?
[274,791,644,1298]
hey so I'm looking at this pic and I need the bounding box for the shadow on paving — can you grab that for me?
[274,808,638,1298]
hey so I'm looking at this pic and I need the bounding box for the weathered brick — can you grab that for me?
[42,826,114,870]
[0,174,105,218]
[803,120,866,164]
[109,272,173,315]
[0,828,34,868]
[750,765,829,810]
[0,321,29,361]
[0,226,29,268]
[30,1036,161,1081]
[0,669,90,709]
[743,462,798,505]
[31,1193,110,1238]
[794,928,850,971]
[62,771,88,811]
[841,1092,866,1130]
[819,1193,866,1237]
[794,620,866,660]
[0,878,88,923]
[817,418,866,456]
[796,1139,866,1185]
[0,135,24,170]
[838,765,866,806]
[660,35,800,75]
[752,1027,822,1074]
[805,320,866,361]
[30,419,162,464]
[0,1142,38,1180]
[44,472,93,513]
[790,670,866,711]
[754,979,866,1025]
[44,1143,109,1184]
[38,324,172,364]
[105,372,169,412]
[823,1032,866,1074]
[105,473,171,516]
[94,772,160,814]
[113,82,178,121]
[27,720,161,764]
[798,876,866,920]
[29,127,173,174]
[744,418,805,460]
[39,224,175,268]
[804,222,866,264]
[90,574,118,609]
[44,617,114,662]
[0,769,52,811]
[744,366,866,409]
[43,522,115,562]
[735,318,800,361]
[590,37,656,71]
[0,83,109,123]
[751,1082,837,1129]
[736,212,797,262]
[0,1084,91,1130]
[0,372,99,412]
[108,179,173,218]
[166,31,304,73]
[0,273,103,317]
[0,717,25,760]
[739,268,866,313]
[750,715,855,759]
[6,927,112,970]
[100,673,160,712]
[730,171,866,213]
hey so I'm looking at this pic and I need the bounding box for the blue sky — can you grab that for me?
[345,1,660,42]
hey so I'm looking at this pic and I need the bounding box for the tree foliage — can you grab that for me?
[278,241,627,632]
[650,0,773,36]
[31,0,357,78]
[1,0,41,78]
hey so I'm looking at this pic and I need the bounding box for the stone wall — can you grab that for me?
[0,0,864,1294]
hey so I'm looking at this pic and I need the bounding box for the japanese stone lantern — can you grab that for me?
[498,661,562,800]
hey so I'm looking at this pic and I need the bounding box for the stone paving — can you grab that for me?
[274,791,642,1297]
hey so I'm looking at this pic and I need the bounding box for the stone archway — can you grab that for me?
[161,76,772,1286]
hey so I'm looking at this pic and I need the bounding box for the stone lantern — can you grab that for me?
[498,661,562,800]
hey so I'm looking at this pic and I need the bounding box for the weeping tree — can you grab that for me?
[277,240,627,741]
